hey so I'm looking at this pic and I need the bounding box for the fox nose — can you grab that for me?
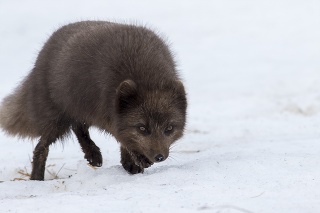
[154,154,164,162]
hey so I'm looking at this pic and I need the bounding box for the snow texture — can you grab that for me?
[1,0,320,212]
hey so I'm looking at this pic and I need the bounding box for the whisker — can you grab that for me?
[168,154,180,163]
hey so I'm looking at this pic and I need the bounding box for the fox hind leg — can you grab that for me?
[30,116,73,181]
[31,135,56,180]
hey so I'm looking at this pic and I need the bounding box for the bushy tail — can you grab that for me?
[0,82,39,139]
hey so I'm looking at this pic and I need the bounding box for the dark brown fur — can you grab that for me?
[0,21,187,180]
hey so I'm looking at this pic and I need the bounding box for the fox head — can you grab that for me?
[114,79,187,164]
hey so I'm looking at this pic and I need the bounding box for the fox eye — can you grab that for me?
[164,125,174,135]
[137,124,150,135]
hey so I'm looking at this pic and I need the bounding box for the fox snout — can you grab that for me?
[146,148,169,163]
[154,154,165,162]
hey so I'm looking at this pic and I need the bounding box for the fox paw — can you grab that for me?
[121,153,153,174]
[84,145,102,167]
[122,161,144,174]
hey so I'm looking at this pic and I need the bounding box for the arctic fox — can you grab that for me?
[0,21,187,180]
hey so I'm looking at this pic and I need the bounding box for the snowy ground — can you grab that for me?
[1,1,320,212]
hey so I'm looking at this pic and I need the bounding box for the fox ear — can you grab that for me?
[175,80,187,111]
[116,80,137,97]
[116,80,137,111]
[175,80,186,94]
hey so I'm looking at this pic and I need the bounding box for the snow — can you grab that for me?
[1,0,320,212]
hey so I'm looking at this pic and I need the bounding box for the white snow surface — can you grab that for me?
[1,1,320,212]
